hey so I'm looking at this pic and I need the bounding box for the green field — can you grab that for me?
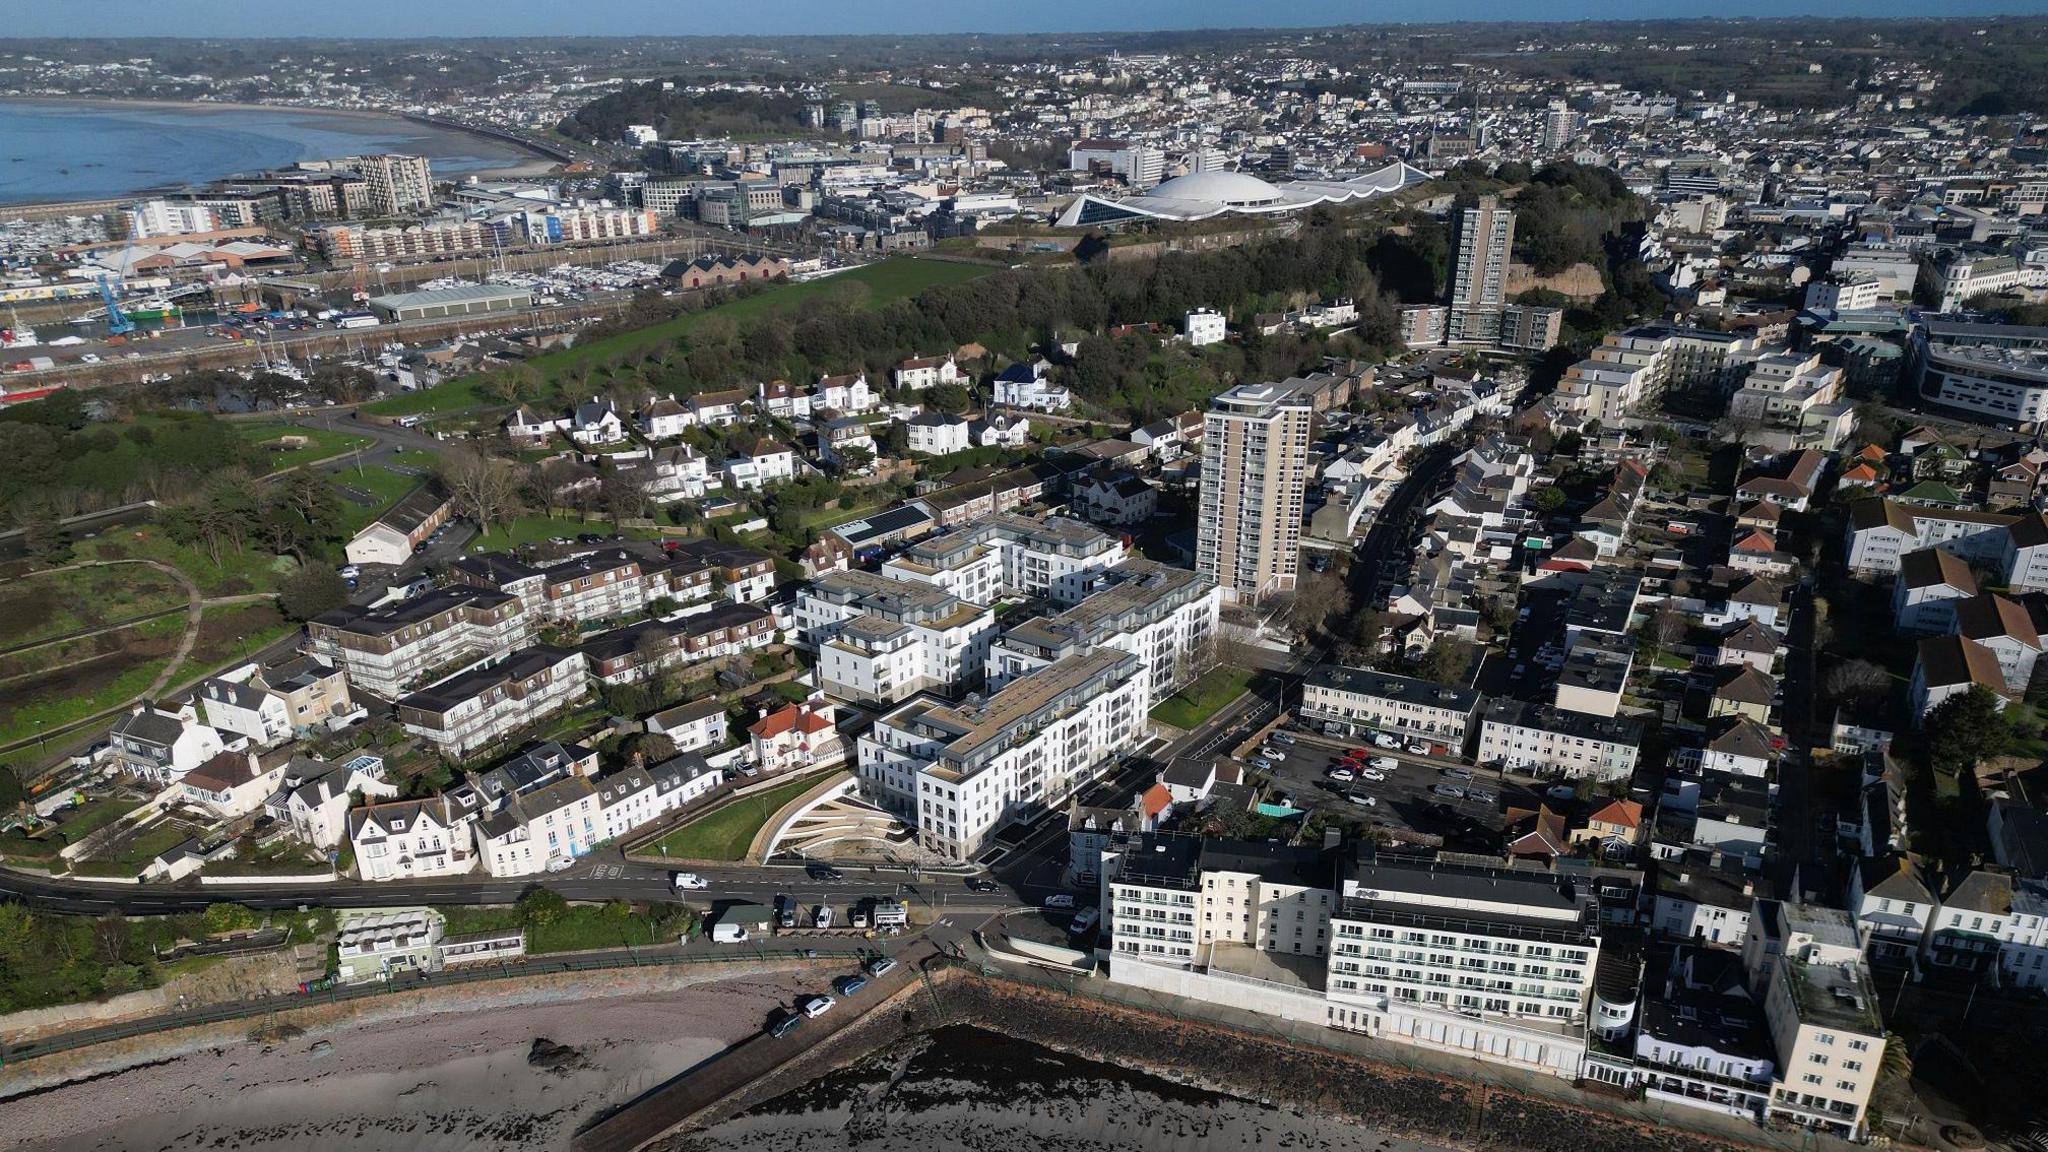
[75,526,293,598]
[0,565,189,651]
[238,423,374,472]
[1150,667,1255,730]
[330,463,432,534]
[437,904,678,954]
[0,615,186,748]
[364,258,992,417]
[469,512,663,551]
[646,774,822,862]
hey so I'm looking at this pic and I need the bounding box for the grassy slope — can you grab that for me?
[364,258,991,418]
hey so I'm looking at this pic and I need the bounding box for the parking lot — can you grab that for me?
[1249,724,1504,852]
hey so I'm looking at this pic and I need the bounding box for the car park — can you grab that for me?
[802,995,836,1018]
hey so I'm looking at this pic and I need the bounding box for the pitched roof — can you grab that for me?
[1899,547,1977,594]
[1916,635,2007,692]
[1706,716,1777,761]
[1589,798,1644,830]
[1955,593,2041,649]
[1722,619,1779,653]
[1715,665,1778,705]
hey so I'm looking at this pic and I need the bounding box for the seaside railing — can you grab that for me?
[0,946,833,1068]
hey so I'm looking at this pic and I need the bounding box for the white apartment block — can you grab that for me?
[1843,498,2048,590]
[1476,699,1644,781]
[1726,352,1854,453]
[1198,381,1312,605]
[306,586,530,699]
[396,646,589,759]
[1300,664,1482,745]
[884,512,1126,605]
[989,559,1222,703]
[1325,848,1601,1078]
[476,776,602,877]
[798,568,996,706]
[857,648,1149,862]
[1749,904,1886,1140]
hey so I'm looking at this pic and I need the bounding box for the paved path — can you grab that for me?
[572,942,939,1152]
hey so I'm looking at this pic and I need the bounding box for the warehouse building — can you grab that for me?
[367,283,534,323]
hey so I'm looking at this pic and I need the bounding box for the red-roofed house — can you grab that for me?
[1572,798,1645,857]
[749,702,845,774]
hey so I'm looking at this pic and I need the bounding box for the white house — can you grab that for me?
[349,796,478,881]
[1909,635,2011,724]
[179,750,291,820]
[816,372,876,414]
[906,412,970,456]
[723,439,797,491]
[1954,593,2043,696]
[636,394,694,440]
[1699,717,1777,778]
[569,401,628,447]
[646,698,731,752]
[1892,548,1976,635]
[109,705,228,785]
[266,754,397,851]
[504,406,567,447]
[976,409,1031,448]
[1071,471,1159,527]
[992,359,1071,411]
[1185,308,1227,346]
[894,354,961,391]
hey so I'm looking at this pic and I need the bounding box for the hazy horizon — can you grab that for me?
[19,0,2048,38]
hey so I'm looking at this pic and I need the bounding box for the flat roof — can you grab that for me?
[368,283,534,310]
[1304,663,1480,713]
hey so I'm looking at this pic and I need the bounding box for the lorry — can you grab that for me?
[334,313,380,330]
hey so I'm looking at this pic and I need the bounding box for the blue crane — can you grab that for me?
[96,274,135,337]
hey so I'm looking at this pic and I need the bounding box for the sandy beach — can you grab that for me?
[4,968,818,1152]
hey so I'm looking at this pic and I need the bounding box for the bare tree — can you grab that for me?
[1823,659,1892,705]
[438,445,524,534]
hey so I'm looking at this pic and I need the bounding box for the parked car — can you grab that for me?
[1069,907,1101,936]
[1370,732,1401,748]
[1249,757,1276,772]
[1545,784,1579,802]
[1257,746,1287,762]
[1467,790,1496,805]
[545,855,575,873]
[1356,768,1388,782]
[337,565,361,579]
[1044,893,1076,910]
[865,956,898,978]
[1346,791,1379,808]
[1327,766,1357,783]
[964,878,999,893]
[1405,741,1433,756]
[1368,756,1398,771]
[1269,731,1297,745]
[802,994,836,1018]
[769,1012,803,1038]
[806,863,844,881]
[1431,784,1467,800]
[835,974,869,996]
[1440,767,1474,781]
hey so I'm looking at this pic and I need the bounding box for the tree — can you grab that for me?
[277,565,349,622]
[833,444,875,475]
[1529,485,1567,514]
[600,467,649,529]
[16,499,70,567]
[1415,641,1474,687]
[438,446,524,534]
[518,886,568,928]
[1823,660,1893,705]
[1923,686,2013,772]
[202,903,258,935]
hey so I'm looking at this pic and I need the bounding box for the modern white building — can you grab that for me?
[1913,320,2048,426]
[1184,308,1228,346]
[989,559,1222,703]
[798,568,997,706]
[1843,497,2048,591]
[306,586,531,699]
[395,646,589,758]
[1300,664,1482,746]
[857,648,1150,862]
[1476,699,1644,781]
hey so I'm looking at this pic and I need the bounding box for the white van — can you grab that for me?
[711,922,749,944]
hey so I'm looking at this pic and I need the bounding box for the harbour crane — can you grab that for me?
[95,275,135,338]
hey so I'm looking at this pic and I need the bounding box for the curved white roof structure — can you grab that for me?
[1055,161,1431,229]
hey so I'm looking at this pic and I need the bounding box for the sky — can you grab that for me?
[22,0,2048,37]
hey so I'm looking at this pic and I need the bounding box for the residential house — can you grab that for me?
[906,412,970,456]
[569,401,627,447]
[750,701,845,775]
[723,439,797,491]
[975,409,1031,449]
[646,698,732,752]
[349,796,477,881]
[636,394,694,440]
[1909,635,2010,725]
[991,358,1071,411]
[109,704,227,785]
[894,354,961,391]
[265,753,397,850]
[179,750,291,820]
[1954,593,2043,696]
